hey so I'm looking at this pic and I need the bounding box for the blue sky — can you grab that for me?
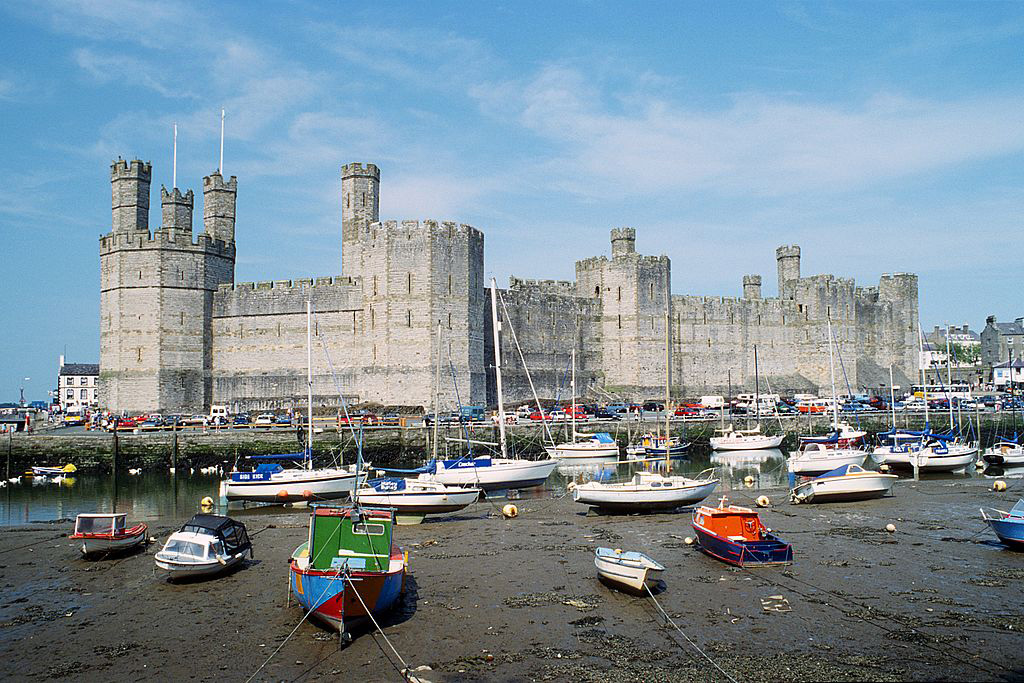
[2,1,1023,402]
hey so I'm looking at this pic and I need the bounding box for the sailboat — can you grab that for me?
[983,374,1023,465]
[789,317,868,475]
[355,322,482,523]
[710,347,783,451]
[419,280,557,490]
[547,348,620,460]
[626,308,688,459]
[873,324,977,472]
[221,301,364,503]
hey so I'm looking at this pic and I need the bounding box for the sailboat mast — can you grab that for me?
[754,345,760,424]
[919,323,929,426]
[888,364,897,430]
[827,316,839,429]
[571,346,576,438]
[946,323,954,430]
[432,321,441,461]
[664,306,670,449]
[490,279,509,459]
[306,299,313,468]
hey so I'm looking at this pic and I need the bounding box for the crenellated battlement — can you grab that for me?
[202,172,237,192]
[99,229,234,256]
[213,273,363,319]
[356,219,484,242]
[341,162,380,179]
[219,275,359,293]
[111,159,151,180]
[508,277,578,297]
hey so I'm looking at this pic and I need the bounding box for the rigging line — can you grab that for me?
[344,573,411,674]
[745,569,1005,676]
[643,583,740,683]
[311,307,362,451]
[496,287,556,447]
[829,322,860,431]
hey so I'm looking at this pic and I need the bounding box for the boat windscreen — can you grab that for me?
[161,539,207,559]
[76,516,118,534]
[1010,499,1024,518]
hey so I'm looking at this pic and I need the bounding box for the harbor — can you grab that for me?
[0,466,1021,681]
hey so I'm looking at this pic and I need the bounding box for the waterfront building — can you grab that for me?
[98,158,920,414]
[58,357,98,413]
[981,316,1024,369]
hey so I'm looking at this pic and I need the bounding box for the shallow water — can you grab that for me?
[3,442,1007,527]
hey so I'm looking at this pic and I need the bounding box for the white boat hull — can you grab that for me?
[594,552,663,592]
[356,488,480,513]
[428,458,557,490]
[792,472,898,503]
[545,443,619,459]
[223,468,361,503]
[710,434,784,451]
[79,533,146,555]
[155,552,246,579]
[574,479,718,511]
[983,444,1024,466]
[873,444,978,471]
[788,449,867,475]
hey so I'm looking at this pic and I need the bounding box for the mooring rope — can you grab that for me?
[344,574,412,680]
[643,583,740,683]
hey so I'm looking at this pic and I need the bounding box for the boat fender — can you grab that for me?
[743,475,755,486]
[302,490,313,499]
[879,464,890,472]
[975,460,985,469]
[756,495,770,507]
[501,504,518,519]
[885,523,896,533]
[993,480,1007,492]
[684,536,694,546]
[217,556,227,566]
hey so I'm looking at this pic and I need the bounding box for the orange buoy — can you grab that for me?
[276,490,290,500]
[302,490,314,499]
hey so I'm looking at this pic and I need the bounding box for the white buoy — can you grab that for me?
[885,523,896,533]
[501,504,518,518]
[684,536,694,545]
[743,475,755,486]
[756,495,770,507]
[879,464,890,472]
[975,460,985,469]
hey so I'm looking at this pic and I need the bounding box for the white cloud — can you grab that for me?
[475,65,1024,198]
[74,48,196,99]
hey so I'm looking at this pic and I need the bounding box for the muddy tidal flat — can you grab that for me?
[1,477,1023,682]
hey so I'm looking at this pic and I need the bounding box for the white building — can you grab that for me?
[58,357,99,413]
[993,359,1024,389]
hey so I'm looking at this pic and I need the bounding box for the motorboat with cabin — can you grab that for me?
[710,424,784,451]
[790,463,898,504]
[222,452,364,503]
[154,514,252,579]
[70,513,148,556]
[872,430,978,472]
[788,437,867,476]
[289,504,407,635]
[981,499,1024,549]
[691,496,792,567]
[355,476,480,524]
[546,432,620,460]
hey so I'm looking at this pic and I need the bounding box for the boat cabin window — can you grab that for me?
[163,539,207,558]
[353,522,386,536]
[76,516,117,534]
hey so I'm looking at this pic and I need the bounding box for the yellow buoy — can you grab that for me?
[756,495,770,507]
[743,475,755,486]
[501,504,518,518]
[993,480,1007,492]
[879,464,890,472]
[200,496,214,508]
[62,464,78,473]
[885,523,896,533]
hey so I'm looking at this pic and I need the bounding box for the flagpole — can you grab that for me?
[219,108,225,174]
[172,123,177,188]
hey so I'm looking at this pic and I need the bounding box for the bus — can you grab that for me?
[910,383,971,401]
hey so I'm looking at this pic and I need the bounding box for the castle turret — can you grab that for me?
[776,244,800,299]
[161,187,194,233]
[743,274,762,300]
[202,172,237,243]
[111,159,151,234]
[341,162,380,275]
[610,227,636,257]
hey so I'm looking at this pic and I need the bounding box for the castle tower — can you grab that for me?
[611,227,636,257]
[743,274,762,299]
[776,244,801,299]
[341,163,380,275]
[202,172,237,243]
[111,159,151,234]
[161,187,193,233]
[100,159,236,414]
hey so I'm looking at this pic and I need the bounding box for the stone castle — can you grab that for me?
[99,159,919,414]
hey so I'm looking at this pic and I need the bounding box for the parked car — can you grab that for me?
[254,413,275,425]
[380,413,401,426]
[275,414,292,425]
[233,413,250,425]
[528,411,555,421]
[592,408,620,420]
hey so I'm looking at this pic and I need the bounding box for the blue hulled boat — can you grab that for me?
[981,499,1024,549]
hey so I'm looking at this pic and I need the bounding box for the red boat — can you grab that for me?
[691,497,792,567]
[70,513,148,556]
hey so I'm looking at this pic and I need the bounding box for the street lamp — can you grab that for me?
[19,377,30,407]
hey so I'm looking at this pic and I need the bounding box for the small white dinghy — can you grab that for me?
[69,513,148,556]
[355,476,481,524]
[788,442,867,476]
[791,463,898,504]
[572,469,719,512]
[154,514,252,580]
[983,440,1024,467]
[594,547,664,593]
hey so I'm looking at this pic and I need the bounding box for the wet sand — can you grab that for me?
[1,476,1022,682]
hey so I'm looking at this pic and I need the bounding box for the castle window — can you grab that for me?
[136,347,142,363]
[407,310,412,327]
[650,283,654,299]
[617,315,622,330]
[448,274,453,295]
[361,192,366,207]
[139,270,143,280]
[179,269,184,282]
[448,313,452,329]
[407,273,412,294]
[371,307,375,329]
[345,194,349,209]
[651,316,655,329]
[617,287,621,302]
[373,275,378,296]
[595,285,600,296]
[180,312,185,326]
[373,345,377,361]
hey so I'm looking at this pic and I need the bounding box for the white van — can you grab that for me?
[700,395,725,409]
[208,405,229,424]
